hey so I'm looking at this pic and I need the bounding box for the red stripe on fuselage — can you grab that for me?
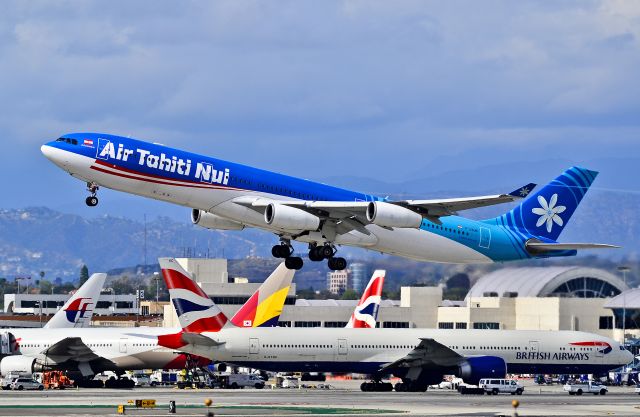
[90,159,244,191]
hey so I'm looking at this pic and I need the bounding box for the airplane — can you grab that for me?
[346,270,385,329]
[0,273,106,358]
[41,134,618,271]
[158,257,633,392]
[0,262,293,380]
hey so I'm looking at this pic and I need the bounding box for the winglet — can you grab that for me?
[508,183,536,198]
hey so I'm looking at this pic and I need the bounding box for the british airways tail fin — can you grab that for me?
[231,262,295,328]
[346,270,385,329]
[486,166,598,241]
[44,273,106,329]
[159,258,229,333]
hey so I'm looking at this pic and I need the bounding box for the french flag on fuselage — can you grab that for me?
[159,258,228,333]
[346,270,385,329]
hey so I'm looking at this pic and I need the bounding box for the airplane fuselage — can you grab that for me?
[178,327,630,376]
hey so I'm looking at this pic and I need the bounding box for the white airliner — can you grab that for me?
[0,263,293,379]
[41,134,617,271]
[158,258,633,392]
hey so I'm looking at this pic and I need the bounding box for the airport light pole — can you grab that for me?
[618,266,631,346]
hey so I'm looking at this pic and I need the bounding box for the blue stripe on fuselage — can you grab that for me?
[222,360,621,376]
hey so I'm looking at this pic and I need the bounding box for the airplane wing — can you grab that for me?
[235,183,536,224]
[43,337,101,362]
[379,338,462,373]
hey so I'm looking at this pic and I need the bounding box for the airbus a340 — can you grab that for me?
[42,134,617,270]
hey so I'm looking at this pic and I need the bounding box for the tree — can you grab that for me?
[79,265,89,286]
[340,289,359,300]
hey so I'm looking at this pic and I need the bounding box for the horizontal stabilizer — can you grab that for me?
[526,241,620,253]
[181,332,225,347]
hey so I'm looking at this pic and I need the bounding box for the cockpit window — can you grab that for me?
[56,137,78,145]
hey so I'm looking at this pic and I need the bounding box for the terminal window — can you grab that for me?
[324,321,348,328]
[438,322,454,329]
[294,321,321,328]
[599,316,613,329]
[383,321,409,328]
[473,322,500,330]
[455,322,467,329]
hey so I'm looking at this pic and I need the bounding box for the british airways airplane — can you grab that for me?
[41,133,617,270]
[158,258,633,392]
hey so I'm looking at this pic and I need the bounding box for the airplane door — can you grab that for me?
[119,338,128,354]
[249,338,259,355]
[529,340,539,353]
[479,227,491,249]
[338,339,348,356]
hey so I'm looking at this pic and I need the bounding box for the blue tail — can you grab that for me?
[486,166,598,241]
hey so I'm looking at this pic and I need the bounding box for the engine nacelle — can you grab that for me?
[366,202,422,228]
[264,204,320,231]
[456,356,506,385]
[191,209,244,231]
[0,355,45,376]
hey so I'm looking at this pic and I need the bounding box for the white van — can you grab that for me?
[479,378,524,395]
[221,373,265,389]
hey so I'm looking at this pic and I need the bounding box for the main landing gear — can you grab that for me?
[272,242,304,270]
[360,380,394,392]
[308,244,347,271]
[85,182,99,207]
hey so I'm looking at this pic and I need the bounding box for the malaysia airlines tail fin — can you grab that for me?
[44,273,106,329]
[346,270,385,329]
[159,258,229,333]
[486,166,599,241]
[231,262,295,328]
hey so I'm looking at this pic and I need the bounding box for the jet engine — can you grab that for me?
[264,204,320,231]
[0,355,46,376]
[366,202,422,228]
[191,209,244,231]
[456,356,507,385]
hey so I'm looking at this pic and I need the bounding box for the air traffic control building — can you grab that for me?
[163,259,636,343]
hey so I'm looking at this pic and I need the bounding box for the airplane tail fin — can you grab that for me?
[485,166,598,241]
[231,262,295,328]
[159,257,229,333]
[44,273,106,329]
[346,270,385,329]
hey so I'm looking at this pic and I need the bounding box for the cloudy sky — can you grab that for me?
[1,1,639,209]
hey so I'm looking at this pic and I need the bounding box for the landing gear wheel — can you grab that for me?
[328,257,347,271]
[85,196,98,207]
[319,245,334,259]
[272,244,293,258]
[285,256,304,270]
[308,246,324,261]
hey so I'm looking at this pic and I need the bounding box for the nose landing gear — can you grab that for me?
[85,182,99,207]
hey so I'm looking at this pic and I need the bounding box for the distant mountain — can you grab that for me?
[0,181,636,281]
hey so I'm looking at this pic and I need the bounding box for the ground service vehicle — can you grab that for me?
[479,378,524,395]
[11,377,44,391]
[563,381,607,395]
[220,373,265,389]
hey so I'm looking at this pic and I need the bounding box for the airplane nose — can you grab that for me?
[41,144,68,169]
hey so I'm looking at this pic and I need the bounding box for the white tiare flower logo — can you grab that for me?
[531,194,566,233]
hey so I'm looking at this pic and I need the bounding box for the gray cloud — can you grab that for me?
[1,0,639,207]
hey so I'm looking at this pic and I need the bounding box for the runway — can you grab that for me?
[0,381,638,416]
